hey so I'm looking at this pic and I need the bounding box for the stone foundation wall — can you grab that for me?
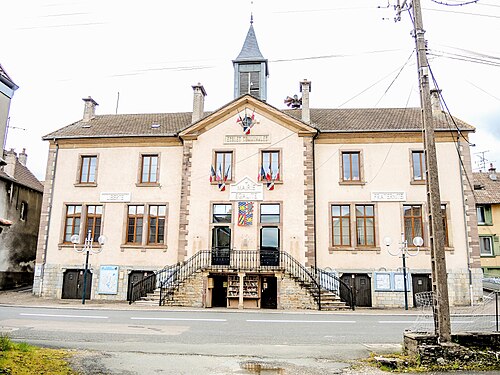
[34,263,157,301]
[164,271,205,307]
[372,268,483,308]
[278,275,317,310]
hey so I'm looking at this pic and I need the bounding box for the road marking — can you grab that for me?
[247,319,356,323]
[130,317,227,322]
[20,313,108,319]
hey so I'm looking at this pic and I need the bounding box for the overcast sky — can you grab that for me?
[2,0,499,180]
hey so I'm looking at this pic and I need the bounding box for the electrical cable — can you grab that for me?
[375,50,415,106]
[427,64,477,198]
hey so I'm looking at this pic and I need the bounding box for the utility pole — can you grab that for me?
[395,0,452,343]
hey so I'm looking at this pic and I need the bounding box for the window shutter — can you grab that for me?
[485,205,493,225]
[493,235,500,256]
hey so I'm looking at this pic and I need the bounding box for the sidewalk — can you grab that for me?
[1,287,496,315]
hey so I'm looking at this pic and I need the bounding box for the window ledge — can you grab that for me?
[58,243,103,251]
[120,244,167,252]
[211,180,234,185]
[74,183,97,187]
[338,180,365,186]
[410,180,426,185]
[480,254,495,258]
[257,179,283,185]
[478,223,493,226]
[135,182,160,187]
[329,246,380,253]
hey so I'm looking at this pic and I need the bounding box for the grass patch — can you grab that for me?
[0,335,76,375]
[366,351,500,373]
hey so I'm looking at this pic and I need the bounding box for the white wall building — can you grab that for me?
[33,22,481,309]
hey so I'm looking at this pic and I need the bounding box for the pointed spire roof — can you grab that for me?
[234,17,266,63]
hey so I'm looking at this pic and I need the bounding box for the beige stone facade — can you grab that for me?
[32,24,482,309]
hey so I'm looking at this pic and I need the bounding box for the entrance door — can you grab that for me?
[412,274,432,307]
[211,275,228,307]
[260,227,279,266]
[261,276,277,309]
[127,271,154,300]
[62,269,92,300]
[212,227,231,266]
[340,274,372,307]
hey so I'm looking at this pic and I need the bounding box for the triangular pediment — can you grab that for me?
[179,95,317,140]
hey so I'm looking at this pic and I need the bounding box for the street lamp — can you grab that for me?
[384,233,423,310]
[71,229,106,304]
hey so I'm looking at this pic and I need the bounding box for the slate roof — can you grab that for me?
[284,108,474,133]
[473,172,500,204]
[43,107,474,140]
[234,23,266,62]
[0,156,44,193]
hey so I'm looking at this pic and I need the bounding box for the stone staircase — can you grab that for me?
[134,271,351,310]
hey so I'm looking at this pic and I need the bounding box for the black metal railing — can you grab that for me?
[128,249,354,310]
[311,267,355,310]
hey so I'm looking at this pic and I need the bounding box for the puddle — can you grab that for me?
[240,361,285,374]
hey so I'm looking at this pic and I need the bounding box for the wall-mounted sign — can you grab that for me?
[100,192,131,203]
[371,192,406,202]
[224,135,270,144]
[230,177,263,201]
[98,265,119,294]
[374,271,412,292]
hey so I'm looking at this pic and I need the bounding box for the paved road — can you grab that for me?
[0,306,497,374]
[0,306,416,374]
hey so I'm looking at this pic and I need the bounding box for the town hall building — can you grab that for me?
[33,21,482,309]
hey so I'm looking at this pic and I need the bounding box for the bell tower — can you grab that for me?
[233,16,269,101]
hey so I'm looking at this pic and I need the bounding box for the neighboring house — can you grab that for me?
[0,63,19,150]
[33,21,481,308]
[0,149,44,288]
[474,166,500,277]
[0,64,44,289]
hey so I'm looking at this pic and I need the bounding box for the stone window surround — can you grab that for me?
[400,202,454,253]
[121,202,169,252]
[258,201,283,251]
[136,152,161,187]
[74,153,99,187]
[339,149,364,185]
[329,202,380,253]
[258,148,283,184]
[58,202,104,250]
[209,201,235,251]
[409,149,426,185]
[211,148,236,184]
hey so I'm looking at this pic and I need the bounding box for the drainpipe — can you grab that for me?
[458,138,473,306]
[39,138,59,296]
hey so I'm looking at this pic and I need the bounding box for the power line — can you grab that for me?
[422,7,500,18]
[375,50,415,106]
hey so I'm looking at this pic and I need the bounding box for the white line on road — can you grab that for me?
[378,320,474,324]
[247,319,356,323]
[20,313,108,319]
[130,317,227,322]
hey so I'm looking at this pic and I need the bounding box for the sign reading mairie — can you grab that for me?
[230,177,264,201]
[224,134,270,144]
